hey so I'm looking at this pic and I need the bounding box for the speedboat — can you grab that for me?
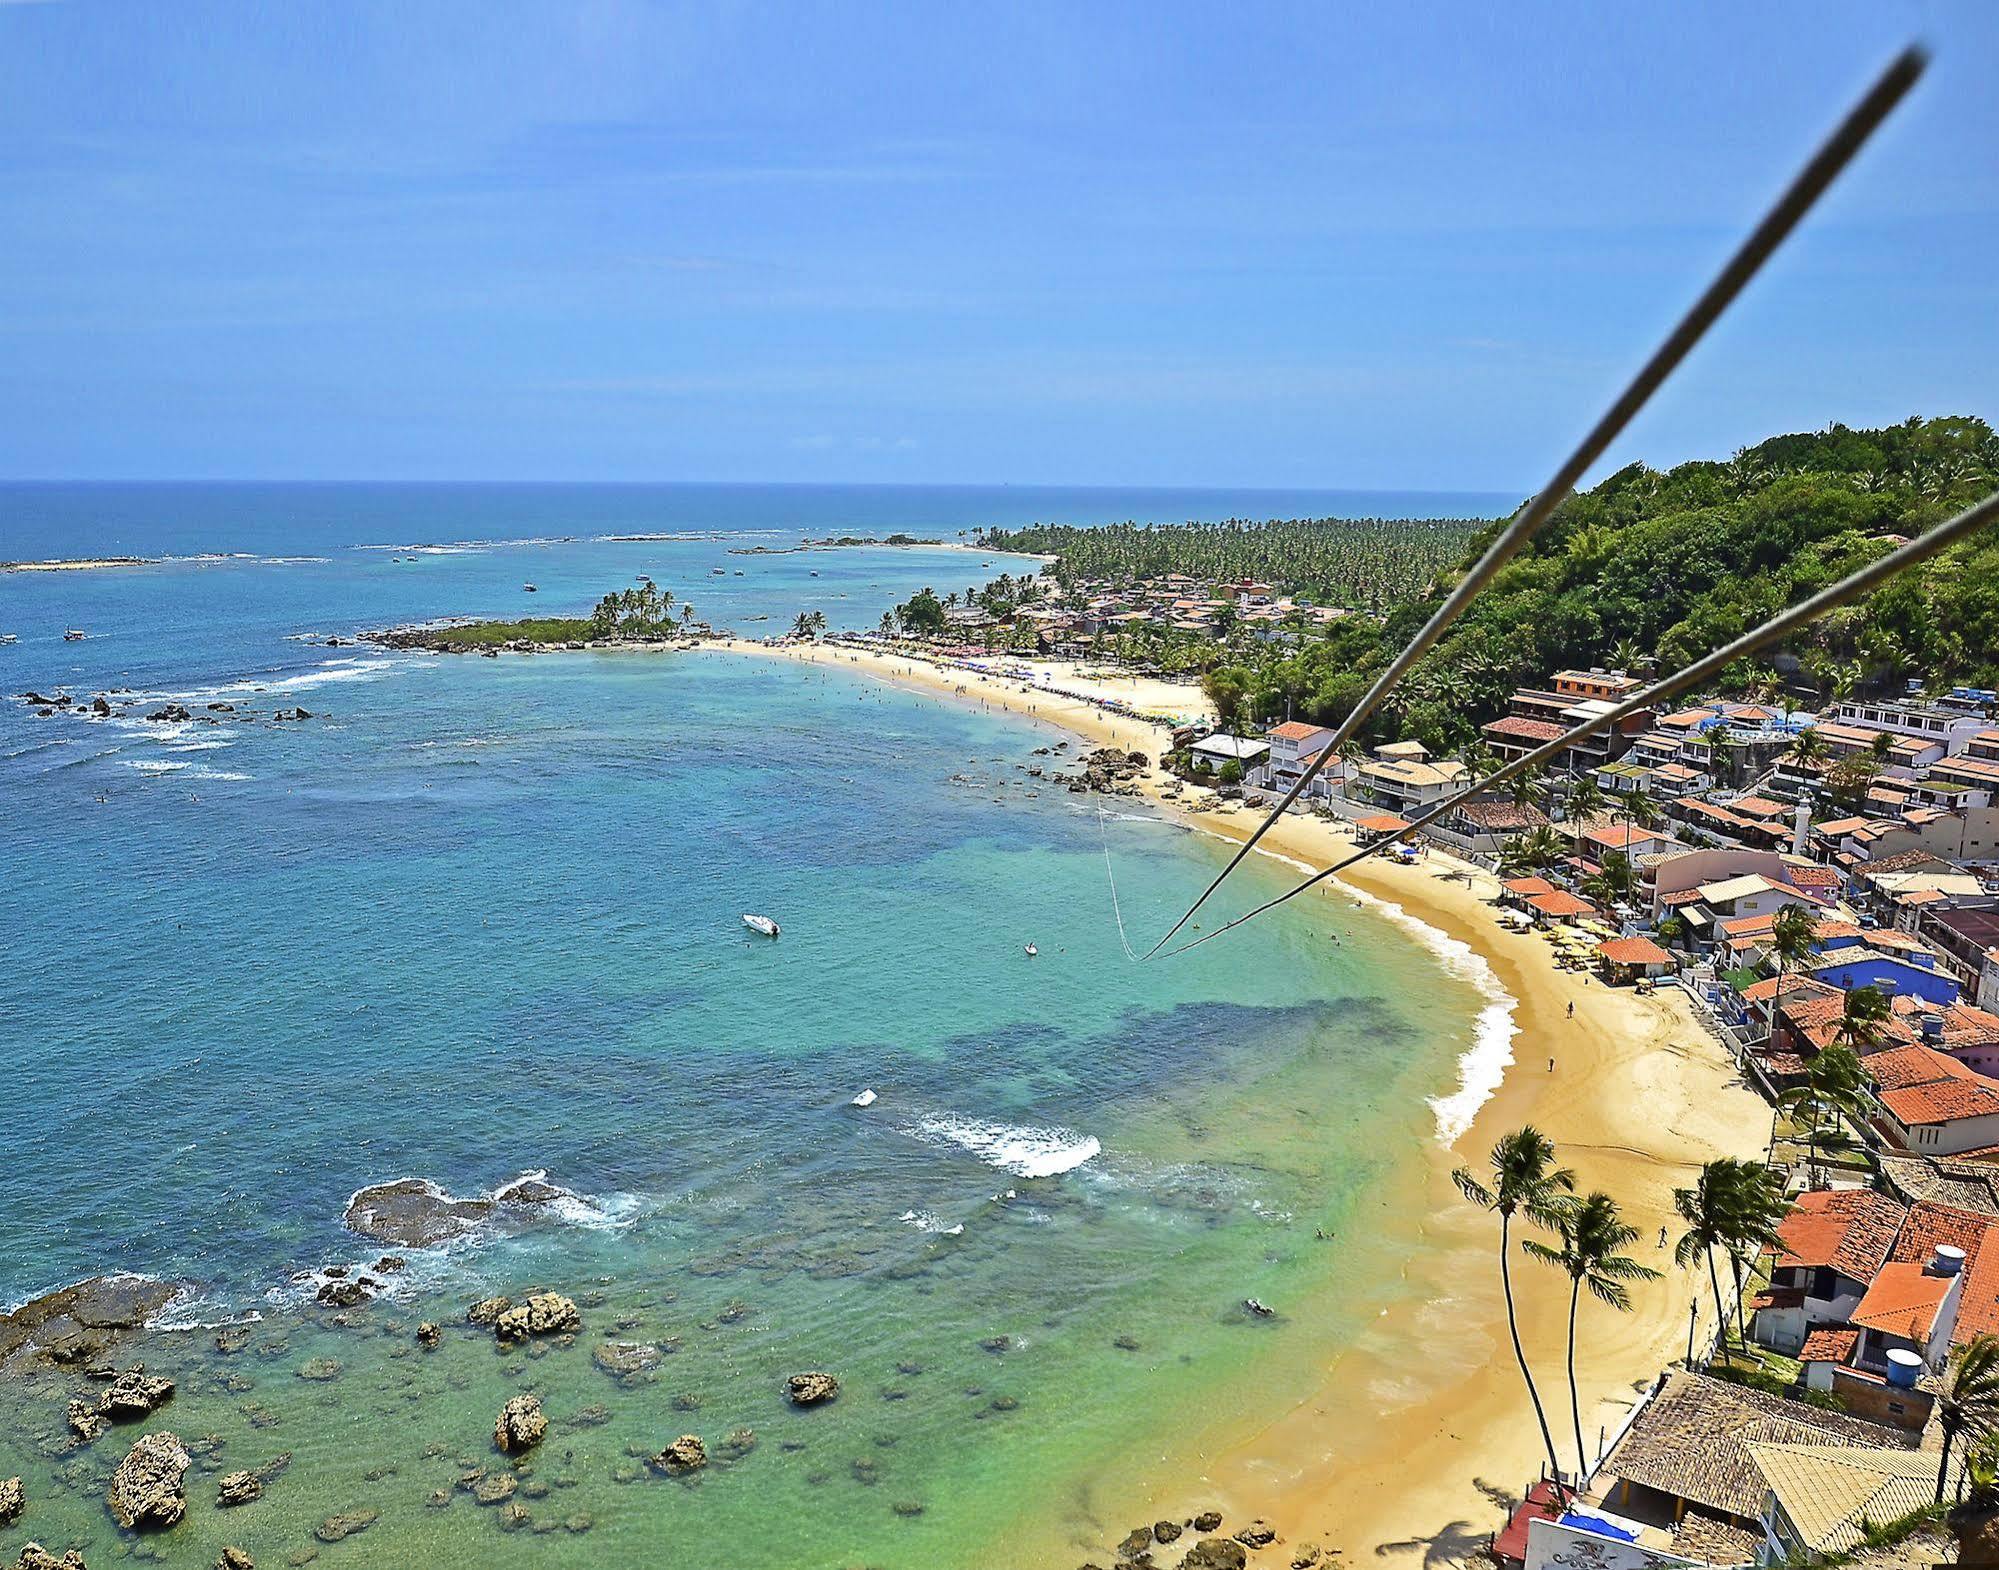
[523,582,537,592]
[743,914,781,938]
[63,629,87,641]
[0,633,17,645]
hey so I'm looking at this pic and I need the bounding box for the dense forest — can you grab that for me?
[977,516,1488,613]
[1031,417,1999,751]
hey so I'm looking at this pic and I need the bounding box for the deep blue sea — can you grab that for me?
[0,484,1509,1569]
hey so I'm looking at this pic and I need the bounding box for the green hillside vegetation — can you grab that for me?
[425,616,595,647]
[977,516,1487,613]
[1191,416,1999,749]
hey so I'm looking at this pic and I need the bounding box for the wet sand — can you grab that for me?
[706,637,1770,1565]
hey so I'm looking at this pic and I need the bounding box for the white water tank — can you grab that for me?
[1934,1244,1967,1277]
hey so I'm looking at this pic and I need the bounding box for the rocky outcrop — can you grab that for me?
[107,1431,190,1530]
[216,1470,261,1507]
[1193,1511,1224,1532]
[313,1510,378,1543]
[493,1293,578,1342]
[218,1550,254,1570]
[66,1400,106,1443]
[650,1436,706,1475]
[98,1367,174,1420]
[1234,1520,1276,1548]
[343,1175,571,1248]
[0,1476,22,1524]
[467,1296,511,1326]
[785,1371,839,1407]
[14,1547,88,1570]
[493,1395,546,1454]
[1182,1540,1248,1570]
[0,1275,182,1373]
[415,1321,440,1347]
[592,1342,662,1381]
[1153,1520,1183,1544]
[295,1358,341,1382]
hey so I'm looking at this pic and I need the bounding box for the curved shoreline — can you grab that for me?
[695,636,1772,1564]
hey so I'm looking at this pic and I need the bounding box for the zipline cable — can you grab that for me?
[1157,483,1999,960]
[1138,45,1928,961]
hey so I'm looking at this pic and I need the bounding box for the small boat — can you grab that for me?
[850,1089,877,1108]
[1243,1298,1275,1318]
[712,567,726,575]
[63,629,87,641]
[638,574,652,583]
[1023,942,1038,957]
[743,914,781,938]
[523,582,537,592]
[0,633,17,645]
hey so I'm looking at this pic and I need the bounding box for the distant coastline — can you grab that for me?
[2,555,152,572]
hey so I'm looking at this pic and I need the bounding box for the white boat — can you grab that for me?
[0,633,17,645]
[63,629,87,641]
[850,1088,877,1108]
[743,914,780,938]
[523,582,537,592]
[1023,942,1038,957]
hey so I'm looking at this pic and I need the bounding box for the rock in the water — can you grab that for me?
[473,1474,516,1506]
[1154,1521,1183,1544]
[314,1278,371,1308]
[650,1436,706,1475]
[466,1296,512,1327]
[14,1547,88,1570]
[313,1510,378,1542]
[1182,1540,1247,1570]
[0,1275,183,1373]
[785,1371,839,1407]
[98,1367,174,1419]
[493,1394,546,1454]
[107,1430,190,1530]
[216,1470,262,1506]
[218,1550,254,1570]
[1193,1511,1225,1532]
[493,1292,579,1341]
[295,1358,341,1382]
[65,1400,107,1443]
[415,1322,440,1347]
[0,1475,22,1524]
[1234,1519,1276,1548]
[592,1342,661,1379]
[344,1176,571,1249]
[1118,1527,1153,1556]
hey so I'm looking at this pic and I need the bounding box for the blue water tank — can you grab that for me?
[1886,1349,1923,1388]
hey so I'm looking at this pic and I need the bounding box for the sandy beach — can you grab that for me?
[704,636,1771,1566]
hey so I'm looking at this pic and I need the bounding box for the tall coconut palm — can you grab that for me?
[1939,1336,1999,1504]
[1501,825,1566,877]
[1674,1159,1754,1359]
[1564,777,1606,843]
[1769,903,1817,982]
[1778,1045,1867,1190]
[1784,727,1828,772]
[1836,985,1892,1052]
[1453,1128,1577,1487]
[1950,1431,1999,1567]
[1524,1192,1660,1482]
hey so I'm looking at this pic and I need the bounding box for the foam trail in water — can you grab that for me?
[907,1114,1101,1178]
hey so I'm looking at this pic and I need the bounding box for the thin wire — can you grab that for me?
[1159,484,1999,960]
[1139,45,1928,961]
[1096,802,1143,962]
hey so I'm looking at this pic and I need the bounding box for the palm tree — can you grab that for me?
[1620,790,1663,836]
[1501,825,1567,876]
[1452,1128,1576,1487]
[1674,1160,1748,1359]
[1524,1192,1660,1483]
[1509,763,1543,812]
[791,612,814,640]
[1565,777,1606,842]
[1949,1431,1999,1566]
[1581,849,1635,907]
[1778,1046,1866,1190]
[1784,726,1828,773]
[1768,904,1818,982]
[1938,1336,1999,1503]
[1836,984,1892,1052]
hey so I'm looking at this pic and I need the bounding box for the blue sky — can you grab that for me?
[0,2,1993,487]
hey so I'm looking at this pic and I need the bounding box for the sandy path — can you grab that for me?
[702,637,1772,1564]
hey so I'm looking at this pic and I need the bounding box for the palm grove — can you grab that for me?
[954,418,1999,749]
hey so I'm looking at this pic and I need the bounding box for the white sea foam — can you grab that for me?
[492,1169,642,1233]
[1339,880,1519,1145]
[1169,817,1520,1147]
[121,759,191,774]
[906,1114,1101,1178]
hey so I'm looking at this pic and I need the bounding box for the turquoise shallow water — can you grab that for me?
[0,485,1493,1569]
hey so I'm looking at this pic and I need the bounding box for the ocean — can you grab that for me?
[0,483,1512,1569]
